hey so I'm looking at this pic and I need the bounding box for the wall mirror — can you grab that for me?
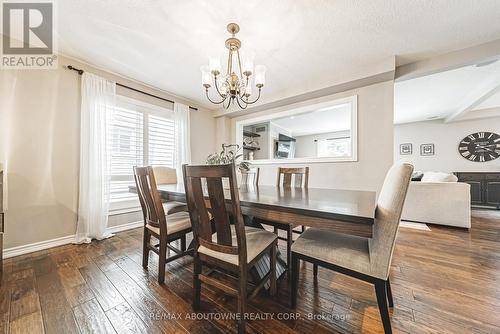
[236,95,358,164]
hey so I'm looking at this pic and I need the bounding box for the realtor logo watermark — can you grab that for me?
[1,0,57,69]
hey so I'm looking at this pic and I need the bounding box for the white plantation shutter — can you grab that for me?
[148,114,176,167]
[109,97,177,211]
[109,107,144,202]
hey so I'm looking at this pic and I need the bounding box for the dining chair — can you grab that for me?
[152,166,188,214]
[134,166,193,284]
[260,167,309,277]
[290,162,414,334]
[240,167,260,186]
[183,163,277,334]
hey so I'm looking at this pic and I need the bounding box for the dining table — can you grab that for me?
[129,183,376,283]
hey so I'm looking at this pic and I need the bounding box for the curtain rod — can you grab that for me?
[66,65,198,111]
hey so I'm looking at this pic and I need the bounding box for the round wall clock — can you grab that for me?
[458,132,500,162]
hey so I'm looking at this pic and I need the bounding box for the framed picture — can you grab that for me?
[420,143,435,156]
[400,143,412,155]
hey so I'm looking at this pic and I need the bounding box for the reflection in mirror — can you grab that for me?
[240,97,356,162]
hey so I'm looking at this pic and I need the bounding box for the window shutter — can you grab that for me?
[148,114,176,167]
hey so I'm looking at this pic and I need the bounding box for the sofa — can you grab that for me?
[401,172,471,229]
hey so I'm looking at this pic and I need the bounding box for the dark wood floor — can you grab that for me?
[1,210,499,334]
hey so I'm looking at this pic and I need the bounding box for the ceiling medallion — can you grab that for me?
[201,23,266,109]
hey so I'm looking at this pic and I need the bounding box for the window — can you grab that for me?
[316,137,351,158]
[109,97,177,212]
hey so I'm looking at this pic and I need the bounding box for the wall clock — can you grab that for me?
[458,132,500,162]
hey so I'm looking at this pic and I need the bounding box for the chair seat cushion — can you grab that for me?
[198,226,277,266]
[146,211,191,236]
[291,228,374,278]
[162,201,187,214]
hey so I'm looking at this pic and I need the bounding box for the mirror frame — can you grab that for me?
[236,95,358,164]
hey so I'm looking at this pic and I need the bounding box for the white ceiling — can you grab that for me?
[271,105,351,137]
[394,60,500,124]
[58,1,500,109]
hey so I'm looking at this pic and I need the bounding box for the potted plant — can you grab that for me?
[206,144,250,187]
[206,144,250,170]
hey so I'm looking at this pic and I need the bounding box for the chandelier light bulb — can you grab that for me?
[254,65,266,87]
[209,57,221,76]
[200,65,211,88]
[242,56,254,76]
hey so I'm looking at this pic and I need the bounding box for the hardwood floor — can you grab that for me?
[1,210,499,333]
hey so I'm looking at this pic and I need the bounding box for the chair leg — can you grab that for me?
[269,241,277,297]
[158,236,167,285]
[193,255,201,310]
[273,226,278,235]
[142,228,150,269]
[375,280,392,334]
[287,225,293,280]
[237,269,247,334]
[181,235,187,252]
[313,264,318,279]
[386,278,394,308]
[290,253,299,308]
[301,225,305,233]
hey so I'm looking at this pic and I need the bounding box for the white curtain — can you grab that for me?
[174,102,191,181]
[75,73,116,244]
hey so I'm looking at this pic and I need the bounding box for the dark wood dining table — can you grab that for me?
[129,184,376,282]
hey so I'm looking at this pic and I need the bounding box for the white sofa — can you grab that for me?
[401,174,471,229]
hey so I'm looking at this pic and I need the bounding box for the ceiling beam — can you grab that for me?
[445,78,500,123]
[396,39,500,82]
[455,107,500,122]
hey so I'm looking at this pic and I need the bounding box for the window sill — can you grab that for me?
[109,207,141,216]
[109,198,141,215]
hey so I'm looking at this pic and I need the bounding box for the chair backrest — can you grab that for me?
[240,167,260,186]
[369,162,414,279]
[133,166,167,232]
[183,163,247,265]
[276,167,309,188]
[152,166,177,185]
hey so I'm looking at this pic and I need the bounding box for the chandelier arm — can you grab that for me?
[205,89,227,104]
[242,88,262,105]
[214,75,224,98]
[223,96,233,109]
[235,95,248,110]
[213,76,226,98]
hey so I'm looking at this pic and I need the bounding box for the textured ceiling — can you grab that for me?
[58,0,500,109]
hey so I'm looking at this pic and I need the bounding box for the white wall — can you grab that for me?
[394,118,500,172]
[224,81,395,193]
[0,55,215,249]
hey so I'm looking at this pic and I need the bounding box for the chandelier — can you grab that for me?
[201,23,266,109]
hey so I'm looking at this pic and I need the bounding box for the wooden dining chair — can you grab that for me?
[259,167,309,277]
[134,166,193,284]
[276,167,309,188]
[152,166,188,215]
[290,162,414,334]
[183,163,277,334]
[240,167,260,186]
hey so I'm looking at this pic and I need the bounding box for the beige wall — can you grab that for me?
[395,117,500,172]
[0,55,215,249]
[222,81,395,192]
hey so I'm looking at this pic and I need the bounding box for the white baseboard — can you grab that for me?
[3,221,143,259]
[3,234,76,259]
